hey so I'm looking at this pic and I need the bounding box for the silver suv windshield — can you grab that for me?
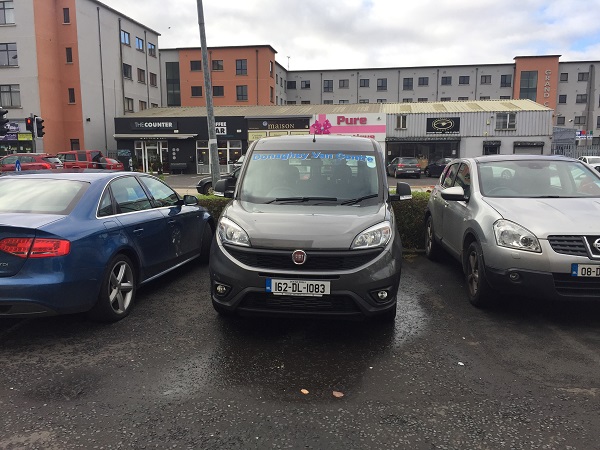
[239,149,381,204]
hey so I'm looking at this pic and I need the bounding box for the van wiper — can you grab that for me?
[340,194,378,205]
[265,196,338,204]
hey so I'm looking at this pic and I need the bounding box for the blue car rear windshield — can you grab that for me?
[0,178,89,214]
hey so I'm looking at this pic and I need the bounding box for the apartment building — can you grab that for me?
[160,45,279,107]
[0,0,160,155]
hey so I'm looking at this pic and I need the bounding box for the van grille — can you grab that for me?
[239,292,360,313]
[223,245,382,271]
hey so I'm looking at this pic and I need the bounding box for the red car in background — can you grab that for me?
[0,153,61,172]
[57,150,124,170]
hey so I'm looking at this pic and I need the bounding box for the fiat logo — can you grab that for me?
[292,250,307,265]
[594,238,600,252]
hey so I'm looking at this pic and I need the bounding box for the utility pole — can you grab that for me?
[196,0,220,187]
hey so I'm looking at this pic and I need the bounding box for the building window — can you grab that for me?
[269,61,273,77]
[324,100,333,104]
[124,97,133,112]
[396,115,407,129]
[213,86,224,96]
[358,99,369,103]
[120,30,130,46]
[376,98,387,103]
[148,42,156,57]
[0,1,15,25]
[519,71,537,101]
[402,98,413,103]
[151,103,158,108]
[212,60,223,71]
[496,112,516,130]
[440,97,451,101]
[190,60,202,71]
[418,97,428,102]
[68,88,76,104]
[377,78,387,91]
[301,80,311,89]
[70,139,80,150]
[135,37,144,51]
[165,61,181,107]
[574,116,586,125]
[0,43,17,66]
[122,63,132,79]
[560,73,568,82]
[323,80,333,92]
[359,79,369,87]
[441,76,452,85]
[339,79,349,88]
[63,7,70,24]
[459,76,470,85]
[287,80,296,89]
[403,78,413,90]
[149,72,157,87]
[236,85,248,101]
[137,68,146,83]
[236,59,247,75]
[458,96,469,101]
[339,100,349,104]
[287,101,296,105]
[597,116,600,128]
[481,75,491,84]
[191,86,202,97]
[556,116,565,125]
[270,87,274,102]
[139,100,147,110]
[500,74,512,87]
[0,84,20,107]
[65,47,73,63]
[276,74,278,84]
[578,72,589,81]
[499,95,511,99]
[301,100,310,105]
[418,77,429,86]
[479,96,490,100]
[558,95,567,104]
[576,94,588,103]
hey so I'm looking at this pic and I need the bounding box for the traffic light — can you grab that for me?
[26,115,35,136]
[0,108,8,136]
[35,116,45,138]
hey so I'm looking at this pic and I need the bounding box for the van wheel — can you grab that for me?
[87,254,136,322]
[424,215,441,260]
[465,241,494,307]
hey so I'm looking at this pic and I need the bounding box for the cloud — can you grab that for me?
[99,0,600,70]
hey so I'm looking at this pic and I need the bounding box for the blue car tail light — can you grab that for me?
[0,237,71,258]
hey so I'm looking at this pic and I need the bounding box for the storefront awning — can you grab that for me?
[113,133,198,140]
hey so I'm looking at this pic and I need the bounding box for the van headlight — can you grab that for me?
[493,219,541,253]
[218,217,250,247]
[351,222,392,249]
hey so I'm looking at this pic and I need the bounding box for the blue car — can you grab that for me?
[0,171,214,322]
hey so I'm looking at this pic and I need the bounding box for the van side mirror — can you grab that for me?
[389,182,412,201]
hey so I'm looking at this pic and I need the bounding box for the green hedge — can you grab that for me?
[198,191,430,251]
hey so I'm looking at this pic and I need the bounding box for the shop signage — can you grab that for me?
[130,121,178,131]
[426,117,460,134]
[309,113,386,141]
[215,121,227,135]
[0,133,17,141]
[18,133,32,141]
[514,141,545,147]
[248,118,310,131]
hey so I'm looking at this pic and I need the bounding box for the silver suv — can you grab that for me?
[210,135,412,320]
[425,155,600,306]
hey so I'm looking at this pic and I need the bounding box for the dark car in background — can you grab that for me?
[0,171,214,322]
[424,157,453,178]
[196,167,240,195]
[386,157,421,178]
[0,153,61,172]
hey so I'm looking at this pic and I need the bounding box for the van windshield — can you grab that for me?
[239,150,381,204]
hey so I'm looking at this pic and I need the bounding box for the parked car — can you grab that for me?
[196,167,240,195]
[0,171,214,322]
[45,156,64,169]
[57,150,123,170]
[210,134,412,321]
[386,157,421,178]
[424,157,453,178]
[232,154,245,169]
[0,153,60,172]
[578,155,600,165]
[424,155,600,307]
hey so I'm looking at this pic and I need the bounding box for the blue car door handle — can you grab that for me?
[168,219,176,226]
[133,227,144,234]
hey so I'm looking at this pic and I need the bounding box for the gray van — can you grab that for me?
[209,135,412,320]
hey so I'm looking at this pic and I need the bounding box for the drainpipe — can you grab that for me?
[97,7,108,151]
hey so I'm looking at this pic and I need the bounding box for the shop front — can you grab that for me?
[309,113,386,146]
[247,117,311,143]
[0,122,34,155]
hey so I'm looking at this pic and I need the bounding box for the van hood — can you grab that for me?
[222,201,390,249]
[483,197,600,237]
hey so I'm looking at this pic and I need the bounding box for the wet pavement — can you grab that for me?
[2,255,600,449]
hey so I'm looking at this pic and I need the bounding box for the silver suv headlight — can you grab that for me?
[351,222,392,249]
[493,219,541,253]
[218,217,250,247]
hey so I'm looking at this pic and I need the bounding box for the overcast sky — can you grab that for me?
[99,0,600,71]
